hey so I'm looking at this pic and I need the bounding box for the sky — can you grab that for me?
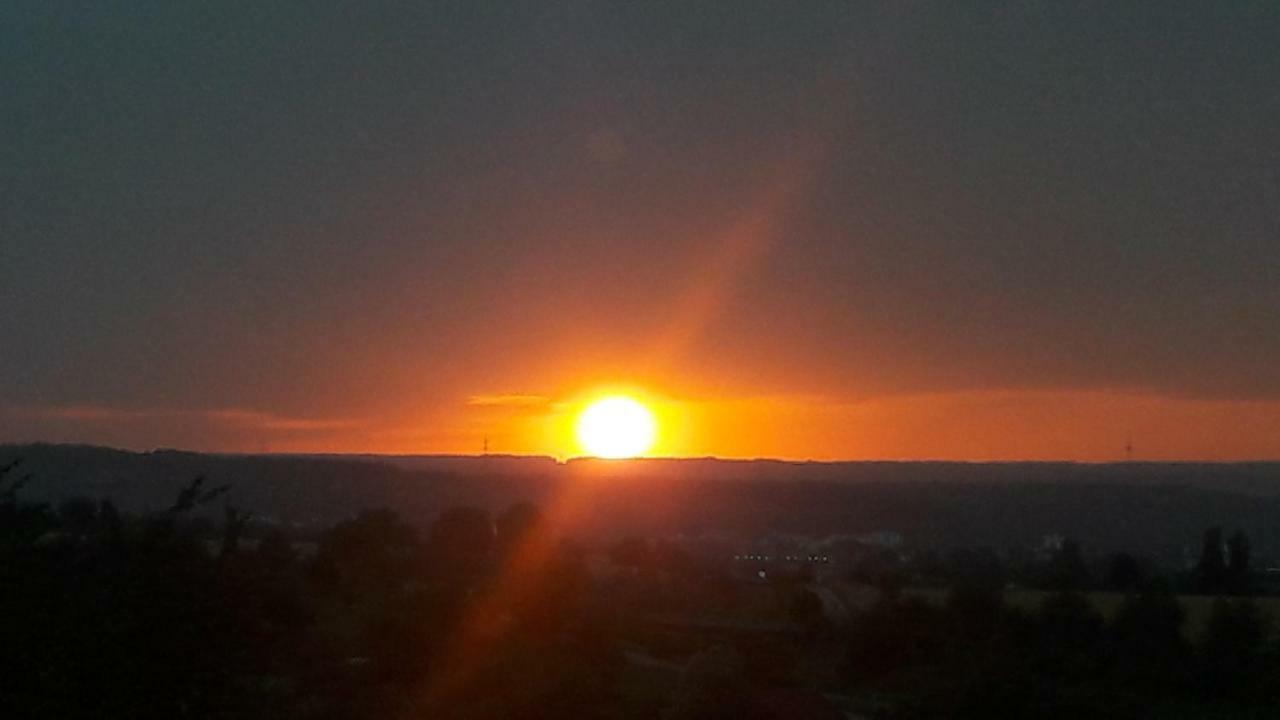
[2,1,1278,460]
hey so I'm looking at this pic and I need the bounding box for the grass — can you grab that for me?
[1004,589,1280,640]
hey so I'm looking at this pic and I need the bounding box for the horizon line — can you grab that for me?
[4,441,1279,465]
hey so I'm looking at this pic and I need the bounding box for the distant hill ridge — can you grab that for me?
[6,443,1280,498]
[293,450,1280,493]
[4,443,1280,558]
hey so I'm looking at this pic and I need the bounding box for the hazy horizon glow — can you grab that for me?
[5,387,1280,462]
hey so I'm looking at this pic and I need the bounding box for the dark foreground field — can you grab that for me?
[5,449,1280,718]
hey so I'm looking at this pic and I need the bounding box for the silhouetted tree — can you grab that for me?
[789,587,825,632]
[0,477,290,719]
[1195,527,1227,594]
[98,499,123,547]
[0,459,50,549]
[1226,530,1252,595]
[314,508,420,596]
[57,496,98,537]
[1048,539,1090,592]
[0,458,31,503]
[495,502,545,560]
[219,505,249,557]
[1105,552,1144,592]
[429,506,494,558]
[255,527,296,568]
[167,476,228,514]
[852,548,905,597]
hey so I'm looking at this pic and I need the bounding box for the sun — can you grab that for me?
[576,396,657,459]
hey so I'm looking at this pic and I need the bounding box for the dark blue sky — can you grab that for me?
[2,2,1278,456]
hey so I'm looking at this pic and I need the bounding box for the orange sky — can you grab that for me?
[8,388,1279,461]
[450,388,1280,461]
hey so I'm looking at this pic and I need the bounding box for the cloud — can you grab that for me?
[466,394,551,408]
[37,406,143,422]
[14,405,361,433]
[202,410,363,432]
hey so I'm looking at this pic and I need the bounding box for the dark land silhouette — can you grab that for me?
[6,449,1280,718]
[6,444,1280,561]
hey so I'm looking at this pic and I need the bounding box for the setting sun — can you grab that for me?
[575,396,657,459]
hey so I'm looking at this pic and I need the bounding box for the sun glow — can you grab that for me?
[575,396,657,459]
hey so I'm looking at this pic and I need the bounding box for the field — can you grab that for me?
[1006,589,1280,640]
[889,586,1280,641]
